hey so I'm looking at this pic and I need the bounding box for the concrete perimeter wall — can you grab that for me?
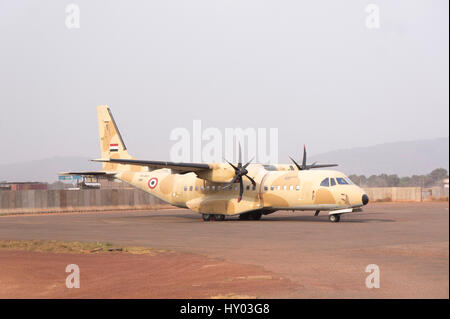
[0,189,170,215]
[363,187,423,202]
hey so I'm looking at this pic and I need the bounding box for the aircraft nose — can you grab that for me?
[362,194,369,205]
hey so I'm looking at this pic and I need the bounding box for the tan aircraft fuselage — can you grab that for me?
[114,165,367,216]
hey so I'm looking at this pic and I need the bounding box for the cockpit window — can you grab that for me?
[330,178,336,186]
[336,177,349,185]
[344,177,354,185]
[320,178,329,187]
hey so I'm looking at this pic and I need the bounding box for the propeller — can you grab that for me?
[289,145,338,170]
[222,143,256,203]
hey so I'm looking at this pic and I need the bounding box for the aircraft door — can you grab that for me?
[258,173,270,205]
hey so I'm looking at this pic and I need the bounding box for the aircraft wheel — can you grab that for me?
[329,214,340,223]
[239,213,249,220]
[202,214,212,221]
[250,212,262,220]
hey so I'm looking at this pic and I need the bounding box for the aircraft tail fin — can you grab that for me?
[96,105,145,172]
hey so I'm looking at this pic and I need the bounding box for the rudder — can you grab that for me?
[97,105,144,172]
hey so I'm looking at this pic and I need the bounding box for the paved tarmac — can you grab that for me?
[0,202,448,298]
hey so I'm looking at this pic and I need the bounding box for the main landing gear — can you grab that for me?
[202,214,226,221]
[238,211,262,220]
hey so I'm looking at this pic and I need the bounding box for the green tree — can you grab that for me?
[387,174,400,187]
[429,168,448,183]
[399,176,411,187]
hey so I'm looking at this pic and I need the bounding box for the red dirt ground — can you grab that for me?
[0,250,293,299]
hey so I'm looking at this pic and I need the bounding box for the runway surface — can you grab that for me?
[0,202,448,298]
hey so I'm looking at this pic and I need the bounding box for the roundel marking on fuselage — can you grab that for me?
[148,177,158,189]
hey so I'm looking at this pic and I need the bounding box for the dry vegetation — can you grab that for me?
[0,240,164,255]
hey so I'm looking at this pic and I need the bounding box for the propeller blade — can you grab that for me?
[306,161,318,169]
[290,143,338,170]
[244,174,256,186]
[237,178,244,202]
[238,142,242,168]
[302,145,307,168]
[289,156,302,170]
[223,158,238,171]
[222,175,239,190]
[223,143,257,201]
[243,157,254,169]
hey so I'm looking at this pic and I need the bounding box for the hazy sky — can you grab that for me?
[0,0,448,164]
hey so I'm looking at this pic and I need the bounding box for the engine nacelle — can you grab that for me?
[195,163,236,183]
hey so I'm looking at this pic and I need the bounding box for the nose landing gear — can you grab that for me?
[328,214,341,222]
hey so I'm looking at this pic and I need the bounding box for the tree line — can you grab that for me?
[348,168,448,188]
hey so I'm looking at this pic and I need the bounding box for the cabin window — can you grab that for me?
[184,186,188,191]
[277,186,281,191]
[283,185,287,190]
[252,185,256,191]
[320,178,330,187]
[211,186,216,191]
[195,186,198,191]
[264,186,268,191]
[234,186,238,191]
[206,186,210,191]
[189,186,193,191]
[330,178,336,186]
[289,165,294,171]
[246,185,250,190]
[200,186,204,191]
[270,186,274,191]
[336,177,349,185]
[289,185,293,190]
[295,185,300,190]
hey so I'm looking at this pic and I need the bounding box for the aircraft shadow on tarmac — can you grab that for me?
[124,212,395,223]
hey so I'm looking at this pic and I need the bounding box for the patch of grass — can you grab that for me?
[0,240,162,255]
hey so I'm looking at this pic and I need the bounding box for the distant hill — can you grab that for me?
[309,137,449,177]
[0,138,448,182]
[0,156,101,183]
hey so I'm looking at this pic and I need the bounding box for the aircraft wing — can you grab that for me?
[92,158,211,174]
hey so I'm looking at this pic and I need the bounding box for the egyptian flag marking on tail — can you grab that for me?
[110,144,119,152]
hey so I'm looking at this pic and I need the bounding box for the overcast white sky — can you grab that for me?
[0,0,448,164]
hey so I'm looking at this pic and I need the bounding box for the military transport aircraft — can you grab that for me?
[62,105,369,222]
